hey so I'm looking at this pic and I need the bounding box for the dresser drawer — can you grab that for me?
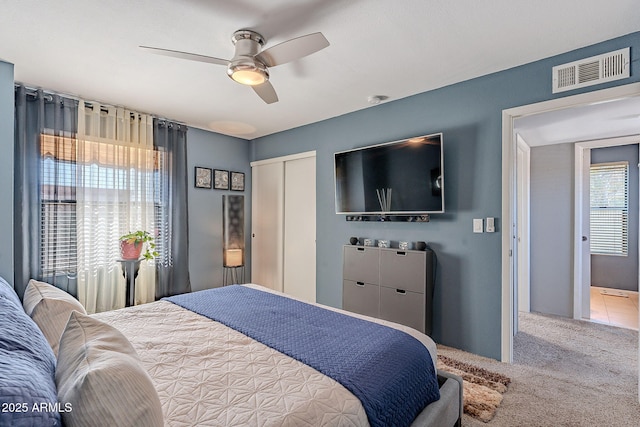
[379,249,425,294]
[342,280,379,318]
[343,246,379,284]
[379,285,425,333]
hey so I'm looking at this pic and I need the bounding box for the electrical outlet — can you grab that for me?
[486,217,495,232]
[473,218,483,233]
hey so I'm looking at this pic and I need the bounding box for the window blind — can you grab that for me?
[41,136,78,277]
[41,201,77,276]
[590,161,628,256]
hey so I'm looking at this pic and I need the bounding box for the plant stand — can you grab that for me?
[118,259,142,307]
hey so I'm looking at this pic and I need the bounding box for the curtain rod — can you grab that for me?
[15,83,187,129]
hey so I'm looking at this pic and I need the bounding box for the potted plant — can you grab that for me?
[119,231,159,260]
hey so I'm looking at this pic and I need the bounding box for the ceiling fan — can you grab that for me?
[140,30,329,104]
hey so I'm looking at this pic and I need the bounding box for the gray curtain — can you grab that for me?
[154,119,191,298]
[14,86,79,299]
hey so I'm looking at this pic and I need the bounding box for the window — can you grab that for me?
[39,133,167,279]
[590,161,628,256]
[40,134,78,277]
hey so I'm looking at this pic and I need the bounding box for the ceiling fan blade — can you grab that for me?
[252,81,279,104]
[139,46,228,66]
[256,32,329,67]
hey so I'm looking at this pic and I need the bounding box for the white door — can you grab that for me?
[580,147,591,318]
[516,136,531,313]
[251,152,317,300]
[283,156,317,302]
[251,161,284,291]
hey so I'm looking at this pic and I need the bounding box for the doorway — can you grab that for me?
[575,138,639,331]
[501,82,640,401]
[513,136,639,327]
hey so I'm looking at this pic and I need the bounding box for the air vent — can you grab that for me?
[552,47,629,93]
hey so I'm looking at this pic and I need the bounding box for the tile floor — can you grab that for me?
[590,286,638,331]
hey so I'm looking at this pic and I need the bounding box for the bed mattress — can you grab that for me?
[93,284,439,426]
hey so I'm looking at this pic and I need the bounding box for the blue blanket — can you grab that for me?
[166,285,440,427]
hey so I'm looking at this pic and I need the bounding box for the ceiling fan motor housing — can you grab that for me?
[227,30,269,85]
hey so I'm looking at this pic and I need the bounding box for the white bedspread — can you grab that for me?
[93,285,438,426]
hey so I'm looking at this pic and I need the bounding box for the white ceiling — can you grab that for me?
[515,96,640,147]
[1,0,639,139]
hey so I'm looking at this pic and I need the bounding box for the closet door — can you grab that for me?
[251,152,316,300]
[251,161,284,291]
[283,156,316,302]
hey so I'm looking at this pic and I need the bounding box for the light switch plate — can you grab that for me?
[486,217,495,232]
[473,218,483,233]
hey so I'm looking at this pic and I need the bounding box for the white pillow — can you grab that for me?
[56,311,163,427]
[22,279,86,356]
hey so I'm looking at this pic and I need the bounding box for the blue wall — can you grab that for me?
[0,61,13,286]
[187,127,251,292]
[251,32,640,359]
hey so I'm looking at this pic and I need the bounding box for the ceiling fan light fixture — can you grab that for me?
[231,68,266,86]
[228,58,269,86]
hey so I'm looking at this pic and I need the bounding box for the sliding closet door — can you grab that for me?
[283,156,316,302]
[251,152,316,300]
[251,161,284,292]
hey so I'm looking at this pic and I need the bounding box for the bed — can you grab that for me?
[0,278,462,427]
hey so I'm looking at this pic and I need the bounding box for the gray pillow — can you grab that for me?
[0,276,21,308]
[56,311,164,427]
[0,296,60,426]
[23,279,86,357]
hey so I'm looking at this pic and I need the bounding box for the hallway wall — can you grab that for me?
[529,143,575,317]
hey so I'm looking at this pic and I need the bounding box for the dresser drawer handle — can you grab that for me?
[396,289,406,294]
[356,282,365,287]
[396,251,406,256]
[357,247,365,252]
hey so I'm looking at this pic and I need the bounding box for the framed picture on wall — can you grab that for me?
[231,171,245,191]
[194,167,212,189]
[214,169,229,190]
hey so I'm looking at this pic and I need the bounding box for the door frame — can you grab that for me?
[501,82,640,363]
[574,135,640,320]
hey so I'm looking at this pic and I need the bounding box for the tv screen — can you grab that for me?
[334,133,444,215]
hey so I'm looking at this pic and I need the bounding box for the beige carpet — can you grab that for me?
[437,312,640,426]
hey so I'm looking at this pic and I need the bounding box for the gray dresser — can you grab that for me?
[342,245,435,335]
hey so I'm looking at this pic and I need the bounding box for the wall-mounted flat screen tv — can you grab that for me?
[334,133,444,215]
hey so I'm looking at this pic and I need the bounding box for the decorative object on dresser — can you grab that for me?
[342,245,435,335]
[415,241,427,251]
[349,236,359,245]
[377,239,389,248]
